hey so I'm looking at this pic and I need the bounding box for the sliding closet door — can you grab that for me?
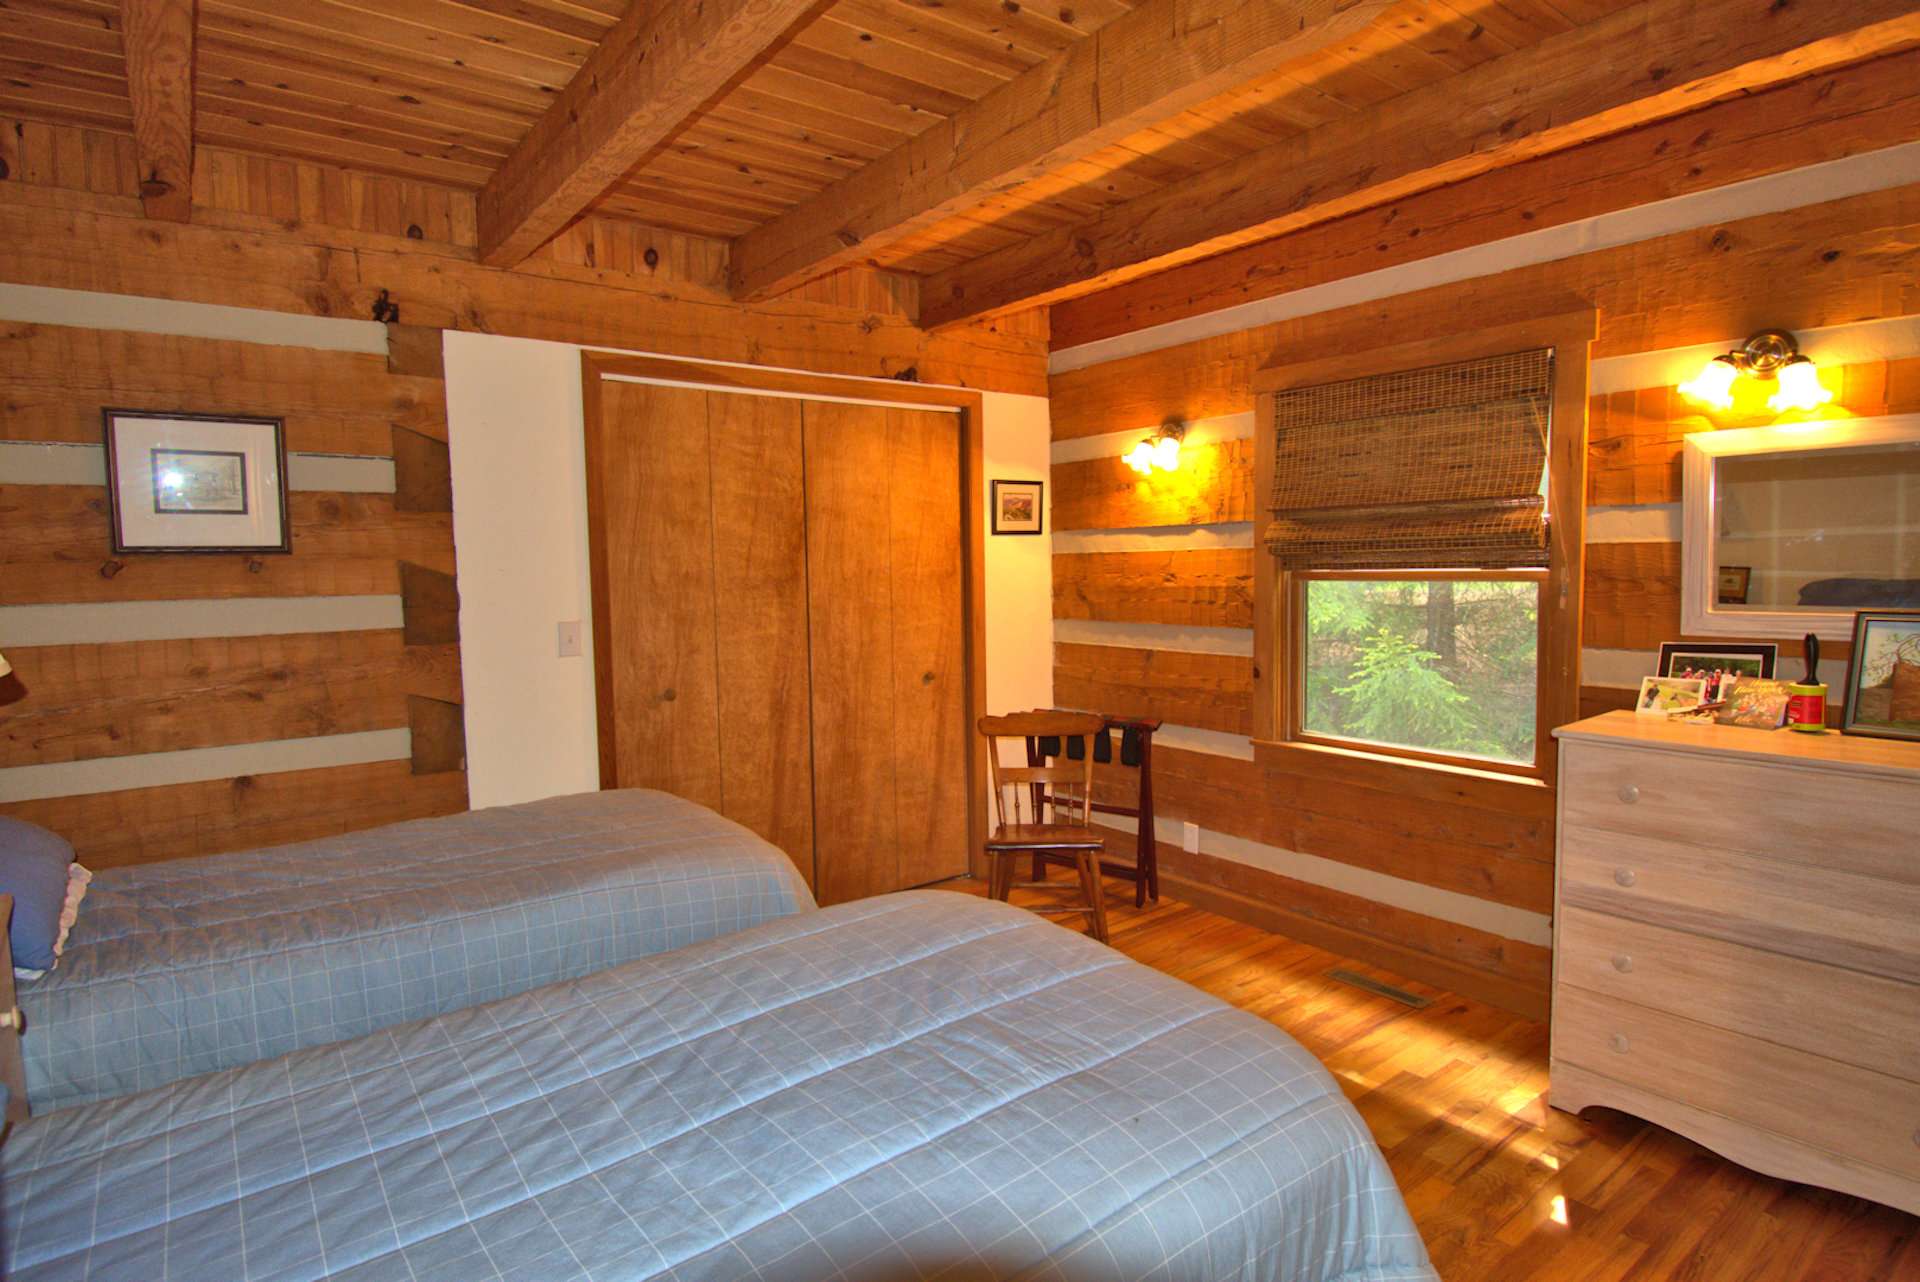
[596,381,723,809]
[706,393,815,878]
[593,381,816,887]
[804,401,969,904]
[887,409,970,890]
[803,402,899,904]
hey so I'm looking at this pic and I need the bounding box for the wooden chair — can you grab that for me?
[1026,715,1161,908]
[979,711,1110,944]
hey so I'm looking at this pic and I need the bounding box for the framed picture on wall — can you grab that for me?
[103,410,291,554]
[991,479,1044,535]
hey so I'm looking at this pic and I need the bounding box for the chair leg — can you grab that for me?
[986,850,1006,902]
[1031,853,1045,884]
[1077,850,1110,945]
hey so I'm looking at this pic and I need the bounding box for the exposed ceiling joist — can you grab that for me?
[476,0,826,269]
[917,0,1920,328]
[120,0,196,222]
[729,0,1396,303]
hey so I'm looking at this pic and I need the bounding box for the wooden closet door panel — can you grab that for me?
[803,400,899,904]
[598,381,722,807]
[707,392,816,889]
[888,408,970,887]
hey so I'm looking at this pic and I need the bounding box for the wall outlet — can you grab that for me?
[1181,821,1200,853]
[557,619,583,658]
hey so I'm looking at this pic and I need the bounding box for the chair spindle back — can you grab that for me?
[978,711,1106,830]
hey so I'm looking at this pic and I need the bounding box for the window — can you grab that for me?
[1251,312,1593,782]
[1298,572,1542,768]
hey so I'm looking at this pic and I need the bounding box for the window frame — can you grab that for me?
[1283,567,1553,780]
[1250,310,1596,791]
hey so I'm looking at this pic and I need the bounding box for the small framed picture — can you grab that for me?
[104,410,290,554]
[1839,610,1920,742]
[991,479,1044,536]
[1636,675,1707,716]
[1657,642,1778,703]
[1716,565,1752,604]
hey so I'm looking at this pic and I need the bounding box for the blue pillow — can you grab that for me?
[0,817,77,972]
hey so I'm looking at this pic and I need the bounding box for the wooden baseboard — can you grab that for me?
[1149,840,1551,1020]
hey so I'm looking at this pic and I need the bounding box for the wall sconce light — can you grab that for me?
[1123,420,1186,474]
[1677,328,1831,413]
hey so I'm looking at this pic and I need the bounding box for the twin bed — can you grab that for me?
[0,794,1434,1281]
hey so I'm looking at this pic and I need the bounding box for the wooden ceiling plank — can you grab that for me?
[195,19,561,115]
[439,0,618,44]
[768,41,975,119]
[741,62,932,136]
[879,0,1124,64]
[475,0,824,268]
[0,85,135,133]
[201,0,581,89]
[919,0,1920,325]
[699,102,892,166]
[195,88,515,170]
[120,0,194,221]
[195,49,537,142]
[591,193,763,238]
[194,116,500,189]
[313,0,604,67]
[793,12,1016,98]
[730,0,1398,302]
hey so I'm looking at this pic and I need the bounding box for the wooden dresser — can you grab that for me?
[1551,712,1920,1215]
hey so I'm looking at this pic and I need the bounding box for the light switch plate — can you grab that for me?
[1181,821,1200,853]
[557,619,583,658]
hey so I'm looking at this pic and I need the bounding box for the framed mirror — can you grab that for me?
[1682,414,1920,640]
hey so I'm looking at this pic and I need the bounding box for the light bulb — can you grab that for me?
[1123,440,1156,474]
[1678,355,1739,410]
[1767,356,1831,413]
[1152,434,1182,471]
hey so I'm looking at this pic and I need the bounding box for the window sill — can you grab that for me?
[1252,737,1554,811]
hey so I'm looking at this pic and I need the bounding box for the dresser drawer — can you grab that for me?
[1555,907,1920,1081]
[1553,986,1920,1180]
[1560,741,1920,886]
[1561,828,1920,983]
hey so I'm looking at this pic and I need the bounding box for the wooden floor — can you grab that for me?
[940,876,1920,1281]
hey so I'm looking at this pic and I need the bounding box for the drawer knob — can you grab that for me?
[1610,1033,1631,1054]
[1612,954,1633,974]
[1617,783,1640,804]
[1614,868,1637,888]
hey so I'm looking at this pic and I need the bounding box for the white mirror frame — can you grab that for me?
[1681,412,1920,642]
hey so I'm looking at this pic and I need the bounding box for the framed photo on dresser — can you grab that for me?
[1840,610,1920,741]
[103,409,291,554]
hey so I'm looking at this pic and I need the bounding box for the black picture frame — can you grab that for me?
[103,409,292,554]
[991,478,1044,536]
[1656,641,1778,681]
[1839,609,1920,742]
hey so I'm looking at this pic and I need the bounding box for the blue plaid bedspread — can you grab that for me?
[17,790,815,1113]
[0,892,1435,1281]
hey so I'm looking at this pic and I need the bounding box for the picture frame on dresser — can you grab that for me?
[102,409,292,555]
[1839,610,1920,742]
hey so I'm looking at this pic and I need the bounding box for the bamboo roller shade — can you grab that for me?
[1265,347,1554,569]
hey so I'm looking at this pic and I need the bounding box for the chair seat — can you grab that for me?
[985,823,1105,851]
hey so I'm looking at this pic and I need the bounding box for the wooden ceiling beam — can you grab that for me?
[476,0,825,269]
[120,0,196,222]
[727,0,1398,303]
[917,0,1920,328]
